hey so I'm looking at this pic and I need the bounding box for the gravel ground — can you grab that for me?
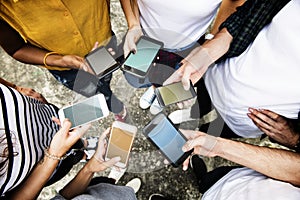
[0,1,280,199]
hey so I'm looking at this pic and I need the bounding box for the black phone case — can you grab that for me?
[85,46,120,79]
[121,36,164,78]
[142,112,193,167]
[155,81,197,107]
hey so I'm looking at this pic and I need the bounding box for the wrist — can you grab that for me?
[46,147,67,159]
[43,52,62,68]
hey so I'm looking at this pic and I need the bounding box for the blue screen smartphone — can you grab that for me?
[142,113,193,167]
[122,36,163,77]
[58,94,109,129]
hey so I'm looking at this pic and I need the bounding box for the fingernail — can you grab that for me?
[131,50,136,54]
[183,166,188,171]
[248,108,254,113]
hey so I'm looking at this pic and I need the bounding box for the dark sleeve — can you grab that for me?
[0,19,25,56]
[217,0,291,60]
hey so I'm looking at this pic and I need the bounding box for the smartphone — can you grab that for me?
[58,94,109,129]
[122,36,163,77]
[155,81,196,107]
[105,121,137,168]
[85,46,120,78]
[142,113,193,167]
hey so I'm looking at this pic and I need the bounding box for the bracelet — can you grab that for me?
[43,52,60,68]
[44,148,67,161]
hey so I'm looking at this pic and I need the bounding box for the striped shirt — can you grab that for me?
[0,84,59,196]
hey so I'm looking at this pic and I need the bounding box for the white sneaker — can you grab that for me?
[125,178,141,193]
[168,107,195,124]
[139,86,156,109]
[108,166,127,183]
[150,98,163,115]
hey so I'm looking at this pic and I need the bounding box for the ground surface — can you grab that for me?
[0,1,277,199]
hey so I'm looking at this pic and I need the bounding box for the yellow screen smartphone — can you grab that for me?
[105,121,137,168]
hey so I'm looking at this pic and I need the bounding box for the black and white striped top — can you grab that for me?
[0,84,59,196]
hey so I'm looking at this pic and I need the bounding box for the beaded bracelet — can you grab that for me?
[44,148,67,161]
[43,52,60,68]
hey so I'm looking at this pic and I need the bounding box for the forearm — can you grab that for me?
[59,159,97,199]
[9,157,59,200]
[120,0,140,28]
[13,44,60,66]
[0,78,17,89]
[210,0,245,35]
[215,138,300,186]
[202,28,233,63]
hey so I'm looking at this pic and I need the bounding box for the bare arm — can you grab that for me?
[119,0,140,28]
[8,120,90,200]
[119,0,143,57]
[210,0,245,35]
[181,130,300,186]
[59,129,120,199]
[164,28,233,89]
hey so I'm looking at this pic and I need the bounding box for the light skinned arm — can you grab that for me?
[210,0,245,35]
[8,119,90,200]
[59,128,121,199]
[120,0,143,57]
[164,28,233,90]
[181,130,300,186]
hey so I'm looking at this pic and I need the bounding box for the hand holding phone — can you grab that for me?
[105,121,137,168]
[143,113,193,167]
[85,46,120,78]
[155,81,196,107]
[122,36,163,77]
[58,94,109,129]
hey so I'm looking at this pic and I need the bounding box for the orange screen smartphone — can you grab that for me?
[105,121,137,168]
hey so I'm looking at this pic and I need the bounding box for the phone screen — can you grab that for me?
[156,82,196,106]
[85,47,118,76]
[62,96,104,129]
[123,37,162,73]
[106,127,135,164]
[146,115,187,164]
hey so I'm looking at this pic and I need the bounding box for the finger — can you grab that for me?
[72,123,91,138]
[52,116,61,126]
[181,65,192,91]
[107,48,116,56]
[104,156,121,168]
[91,41,99,51]
[259,109,285,123]
[247,113,274,132]
[60,119,72,134]
[163,69,183,86]
[182,156,190,171]
[180,129,200,140]
[248,108,277,127]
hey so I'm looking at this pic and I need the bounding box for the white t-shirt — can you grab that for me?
[202,167,300,200]
[204,0,300,138]
[137,0,222,49]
